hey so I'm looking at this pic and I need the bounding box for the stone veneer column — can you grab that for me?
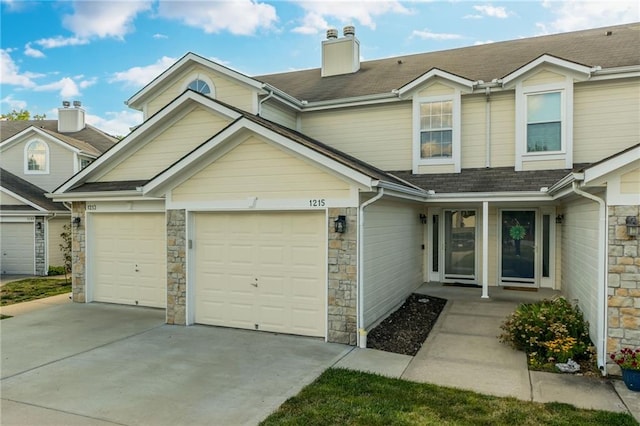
[607,205,640,373]
[34,217,46,275]
[71,202,86,302]
[327,207,358,345]
[166,209,187,325]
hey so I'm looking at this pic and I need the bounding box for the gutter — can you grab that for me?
[571,181,608,376]
[257,89,275,116]
[357,187,385,348]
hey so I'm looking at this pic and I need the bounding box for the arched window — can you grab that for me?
[187,78,211,95]
[25,140,48,173]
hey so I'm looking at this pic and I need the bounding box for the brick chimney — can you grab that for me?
[58,100,85,133]
[321,26,360,77]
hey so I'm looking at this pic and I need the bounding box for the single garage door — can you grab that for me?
[90,213,166,308]
[194,211,326,337]
[0,222,35,274]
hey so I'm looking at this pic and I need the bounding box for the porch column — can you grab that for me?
[481,201,489,298]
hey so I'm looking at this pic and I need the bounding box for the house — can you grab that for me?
[51,23,639,374]
[0,103,117,275]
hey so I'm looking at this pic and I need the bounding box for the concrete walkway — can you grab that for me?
[336,284,640,422]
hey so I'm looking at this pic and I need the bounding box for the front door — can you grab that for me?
[444,210,476,283]
[500,210,536,286]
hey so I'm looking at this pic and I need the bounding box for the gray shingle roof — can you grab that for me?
[1,120,117,154]
[0,168,67,211]
[256,23,640,102]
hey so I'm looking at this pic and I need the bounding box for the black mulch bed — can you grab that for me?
[366,293,447,356]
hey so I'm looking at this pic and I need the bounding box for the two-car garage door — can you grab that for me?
[194,211,326,337]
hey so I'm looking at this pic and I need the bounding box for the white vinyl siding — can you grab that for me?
[0,222,34,274]
[260,102,297,130]
[99,108,232,181]
[620,168,640,194]
[489,92,516,167]
[193,211,326,337]
[461,95,486,169]
[0,191,25,205]
[560,196,599,343]
[573,78,640,164]
[0,138,75,192]
[300,103,412,171]
[47,217,68,268]
[89,213,166,308]
[171,136,351,202]
[362,199,423,329]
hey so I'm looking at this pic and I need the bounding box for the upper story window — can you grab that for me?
[420,100,453,159]
[25,140,48,174]
[526,91,561,153]
[413,92,461,173]
[187,78,211,95]
[515,79,573,171]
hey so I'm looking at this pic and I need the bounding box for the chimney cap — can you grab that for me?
[343,25,355,37]
[73,100,82,108]
[326,28,338,39]
[62,101,71,108]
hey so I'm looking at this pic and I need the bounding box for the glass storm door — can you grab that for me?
[501,210,536,286]
[444,210,476,282]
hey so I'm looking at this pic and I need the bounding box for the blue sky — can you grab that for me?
[1,0,638,136]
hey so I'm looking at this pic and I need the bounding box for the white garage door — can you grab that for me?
[90,213,166,308]
[0,222,35,274]
[194,211,326,337]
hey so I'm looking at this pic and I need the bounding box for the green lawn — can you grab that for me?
[261,369,637,426]
[1,277,71,306]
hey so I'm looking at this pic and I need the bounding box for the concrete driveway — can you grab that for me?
[1,303,351,426]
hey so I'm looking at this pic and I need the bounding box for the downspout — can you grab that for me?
[572,181,608,376]
[257,89,274,117]
[485,86,491,168]
[357,187,385,348]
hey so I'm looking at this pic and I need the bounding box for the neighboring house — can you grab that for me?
[0,103,117,275]
[51,23,639,374]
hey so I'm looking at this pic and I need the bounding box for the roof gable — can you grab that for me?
[501,54,595,88]
[0,168,67,211]
[0,126,101,157]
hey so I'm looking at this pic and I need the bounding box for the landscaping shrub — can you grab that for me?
[499,297,594,370]
[48,266,66,276]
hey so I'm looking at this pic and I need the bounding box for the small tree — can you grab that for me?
[59,224,72,284]
[0,109,45,120]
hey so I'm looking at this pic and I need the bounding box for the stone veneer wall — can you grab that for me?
[71,202,86,302]
[34,217,46,275]
[166,209,187,325]
[327,207,358,345]
[607,205,640,373]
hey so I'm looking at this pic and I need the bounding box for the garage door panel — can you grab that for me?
[0,222,35,274]
[91,213,165,308]
[194,211,325,337]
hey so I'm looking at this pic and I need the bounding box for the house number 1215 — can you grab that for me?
[309,199,326,207]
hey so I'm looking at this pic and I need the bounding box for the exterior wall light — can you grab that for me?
[555,214,564,224]
[626,216,638,238]
[73,216,81,227]
[419,214,427,224]
[334,215,346,233]
[36,222,42,230]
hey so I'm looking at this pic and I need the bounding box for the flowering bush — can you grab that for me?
[610,348,640,371]
[499,297,594,369]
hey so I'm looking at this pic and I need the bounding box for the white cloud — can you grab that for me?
[473,5,510,18]
[474,40,495,45]
[0,49,39,87]
[34,77,81,98]
[539,0,639,33]
[62,0,152,39]
[411,29,463,40]
[291,0,410,34]
[85,109,144,137]
[0,94,27,111]
[110,56,177,88]
[157,0,277,35]
[35,36,90,49]
[24,43,45,58]
[153,33,168,39]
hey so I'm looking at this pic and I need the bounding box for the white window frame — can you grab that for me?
[412,91,461,173]
[181,73,216,98]
[24,139,49,174]
[515,79,573,171]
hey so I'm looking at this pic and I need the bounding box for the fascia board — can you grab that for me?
[143,118,376,196]
[55,92,241,194]
[398,69,475,97]
[502,54,593,88]
[0,187,47,211]
[48,191,158,202]
[583,146,640,185]
[0,126,81,154]
[424,191,553,203]
[128,53,264,109]
[376,181,428,200]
